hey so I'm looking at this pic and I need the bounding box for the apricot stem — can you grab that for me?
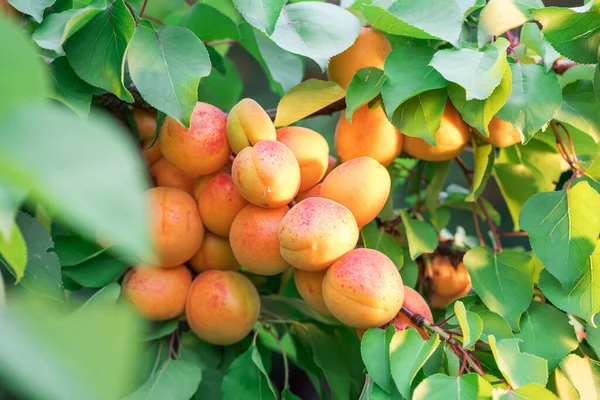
[263,325,291,392]
[472,203,485,247]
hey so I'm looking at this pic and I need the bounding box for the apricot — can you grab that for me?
[473,117,522,148]
[147,187,204,267]
[403,103,470,161]
[150,157,196,196]
[142,140,162,166]
[296,183,322,202]
[393,286,432,340]
[430,256,471,298]
[325,155,337,178]
[132,109,157,141]
[328,27,391,89]
[188,232,239,273]
[231,140,301,208]
[321,157,391,228]
[226,98,276,154]
[429,284,471,309]
[335,105,403,167]
[186,270,260,345]
[294,269,332,316]
[276,126,330,192]
[193,172,218,201]
[278,197,359,271]
[229,205,290,275]
[197,173,248,237]
[123,265,192,321]
[323,248,404,329]
[159,102,231,175]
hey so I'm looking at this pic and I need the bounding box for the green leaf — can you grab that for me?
[62,253,128,288]
[538,239,600,326]
[515,302,578,371]
[533,3,600,64]
[179,3,239,41]
[559,354,600,398]
[269,2,361,71]
[234,0,285,35]
[0,223,26,282]
[0,18,50,118]
[595,57,600,101]
[273,79,345,127]
[463,247,534,330]
[222,342,277,400]
[7,0,56,22]
[261,295,340,326]
[49,57,95,118]
[0,104,152,264]
[124,359,202,400]
[448,60,512,137]
[390,330,440,398]
[346,68,386,122]
[479,0,527,38]
[556,80,600,143]
[587,316,600,356]
[361,223,404,270]
[0,180,27,240]
[76,282,121,312]
[466,141,494,202]
[493,383,560,400]
[520,22,561,73]
[381,45,448,120]
[489,335,549,388]
[391,88,448,145]
[431,38,509,100]
[476,310,514,341]
[281,388,301,400]
[520,181,600,289]
[361,326,395,393]
[128,25,211,127]
[413,373,494,400]
[575,156,600,194]
[399,210,438,260]
[64,0,135,102]
[198,58,243,112]
[496,63,562,143]
[144,318,180,342]
[53,235,105,267]
[454,301,483,350]
[401,248,418,288]
[561,64,596,88]
[425,160,453,218]
[443,186,502,226]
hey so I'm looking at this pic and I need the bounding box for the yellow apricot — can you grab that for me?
[335,105,403,167]
[229,205,290,275]
[147,187,204,267]
[276,126,330,192]
[473,117,522,148]
[231,140,301,208]
[226,98,277,154]
[186,270,260,345]
[132,109,157,141]
[323,248,404,329]
[123,265,192,321]
[278,197,359,271]
[159,102,231,175]
[393,286,432,340]
[296,183,322,202]
[294,269,332,316]
[328,27,391,89]
[150,157,196,196]
[321,157,391,228]
[197,173,248,237]
[142,140,162,166]
[188,232,239,273]
[403,103,470,161]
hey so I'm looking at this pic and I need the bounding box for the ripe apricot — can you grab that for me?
[325,155,337,178]
[328,27,391,89]
[393,286,432,340]
[276,126,330,192]
[186,270,260,345]
[193,172,218,201]
[229,205,290,275]
[188,232,239,273]
[278,197,359,271]
[150,157,196,196]
[323,248,404,329]
[197,173,248,237]
[335,105,403,167]
[147,187,204,267]
[430,256,471,298]
[429,284,471,309]
[473,117,522,148]
[231,140,301,208]
[321,157,391,228]
[123,265,192,321]
[296,183,322,202]
[294,269,332,316]
[132,109,157,141]
[159,102,231,175]
[226,98,276,154]
[403,103,470,161]
[142,140,162,166]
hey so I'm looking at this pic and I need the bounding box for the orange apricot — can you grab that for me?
[188,232,239,273]
[403,103,470,161]
[393,286,432,340]
[276,126,330,192]
[430,256,471,298]
[193,172,218,201]
[323,248,404,329]
[321,157,391,228]
[429,284,471,310]
[229,205,290,275]
[328,27,391,89]
[473,117,522,148]
[150,157,196,196]
[226,98,276,154]
[296,183,322,202]
[335,105,403,167]
[197,173,248,237]
[231,140,301,208]
[123,265,192,321]
[142,140,162,166]
[159,102,231,175]
[132,109,157,141]
[294,269,332,316]
[147,187,204,267]
[325,155,337,178]
[186,270,260,345]
[278,197,359,271]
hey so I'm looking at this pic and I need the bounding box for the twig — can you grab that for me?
[552,60,578,75]
[496,230,528,237]
[479,199,502,252]
[139,0,149,18]
[506,46,520,63]
[143,15,165,25]
[434,313,456,328]
[455,157,474,184]
[124,2,138,24]
[472,203,486,247]
[151,340,165,375]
